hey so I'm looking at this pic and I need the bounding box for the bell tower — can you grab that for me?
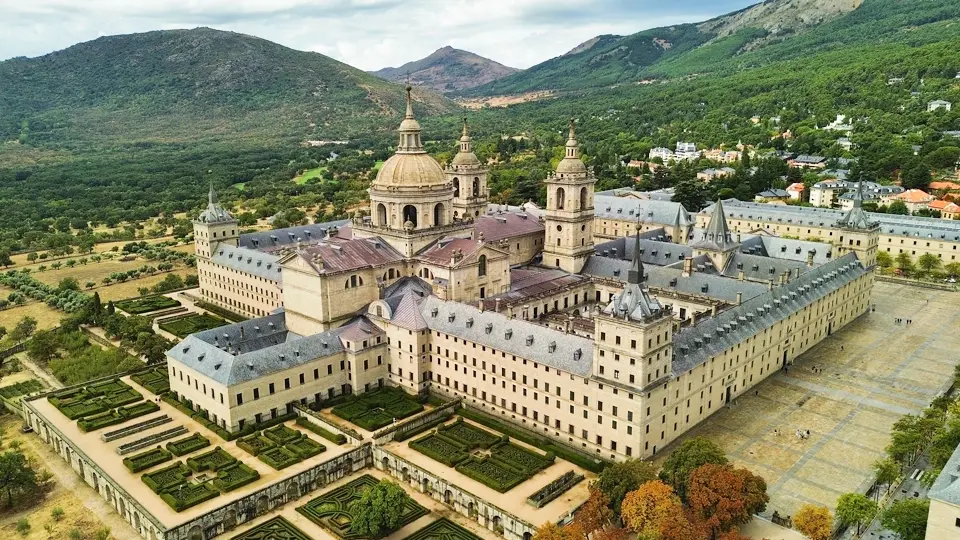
[193,183,238,260]
[447,118,489,220]
[835,180,880,270]
[543,119,596,273]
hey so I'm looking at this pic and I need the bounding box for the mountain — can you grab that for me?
[372,46,518,94]
[465,0,956,96]
[0,28,456,146]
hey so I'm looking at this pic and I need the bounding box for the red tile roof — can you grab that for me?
[474,212,544,243]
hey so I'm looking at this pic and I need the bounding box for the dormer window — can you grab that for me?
[573,348,582,361]
[548,341,557,353]
[485,323,493,334]
[526,335,534,346]
[431,308,439,318]
[466,318,474,328]
[448,313,456,323]
[504,329,513,340]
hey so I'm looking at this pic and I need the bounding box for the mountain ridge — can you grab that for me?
[371,46,518,94]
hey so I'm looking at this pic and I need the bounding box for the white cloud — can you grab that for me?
[0,0,754,70]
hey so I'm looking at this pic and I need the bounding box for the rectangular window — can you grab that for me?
[269,383,275,394]
[236,393,243,405]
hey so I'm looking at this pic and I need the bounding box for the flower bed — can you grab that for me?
[409,433,469,467]
[237,434,276,456]
[285,437,325,460]
[51,378,142,420]
[159,313,226,338]
[439,419,499,449]
[142,462,192,494]
[186,447,237,472]
[263,424,302,445]
[456,457,526,493]
[213,463,261,493]
[296,475,428,539]
[331,387,423,431]
[159,482,219,512]
[115,295,181,315]
[403,518,482,540]
[527,471,585,508]
[257,446,300,470]
[230,516,310,540]
[295,417,347,445]
[0,379,43,399]
[131,367,170,395]
[167,433,211,456]
[123,447,173,473]
[77,400,159,432]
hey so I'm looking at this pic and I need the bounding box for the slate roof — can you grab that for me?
[929,443,960,505]
[238,219,350,251]
[594,194,695,226]
[738,235,832,265]
[418,295,594,377]
[474,212,544,242]
[671,253,867,373]
[595,236,693,267]
[722,253,808,281]
[691,200,739,252]
[167,313,349,385]
[481,268,589,308]
[757,189,790,198]
[212,244,282,281]
[198,185,235,224]
[703,200,960,242]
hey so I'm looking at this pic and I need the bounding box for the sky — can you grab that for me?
[0,0,758,71]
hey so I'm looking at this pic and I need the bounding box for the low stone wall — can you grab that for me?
[0,342,26,361]
[166,445,372,540]
[876,275,958,291]
[374,446,533,540]
[294,403,362,443]
[372,398,460,444]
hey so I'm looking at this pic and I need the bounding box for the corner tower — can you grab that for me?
[835,180,880,269]
[595,230,674,389]
[193,183,238,260]
[447,118,489,220]
[543,119,596,273]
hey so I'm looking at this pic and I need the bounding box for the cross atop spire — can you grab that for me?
[628,224,645,285]
[404,85,415,120]
[396,86,424,153]
[462,117,470,139]
[565,118,580,160]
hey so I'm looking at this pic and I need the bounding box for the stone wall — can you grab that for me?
[374,446,534,540]
[371,398,460,444]
[294,403,362,443]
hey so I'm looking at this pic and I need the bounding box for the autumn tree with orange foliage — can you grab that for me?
[687,463,769,537]
[794,504,833,540]
[590,526,630,540]
[621,481,682,538]
[532,521,585,540]
[573,488,613,538]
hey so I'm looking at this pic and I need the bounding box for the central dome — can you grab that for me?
[374,153,448,188]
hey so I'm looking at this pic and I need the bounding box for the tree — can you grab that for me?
[876,251,893,269]
[26,330,60,363]
[621,480,683,538]
[835,493,877,535]
[26,253,37,263]
[9,317,37,343]
[134,333,173,365]
[57,277,80,292]
[0,449,40,508]
[880,498,928,540]
[901,164,932,190]
[573,488,613,537]
[888,200,910,215]
[533,522,583,540]
[793,504,832,540]
[348,480,411,538]
[0,252,12,268]
[659,438,728,500]
[917,253,942,275]
[872,458,900,498]
[895,252,914,276]
[687,463,768,537]
[672,180,709,212]
[594,459,657,515]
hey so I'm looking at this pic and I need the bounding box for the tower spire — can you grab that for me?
[565,118,580,160]
[628,223,645,285]
[396,85,424,153]
[462,117,469,138]
[404,85,415,119]
[208,182,218,205]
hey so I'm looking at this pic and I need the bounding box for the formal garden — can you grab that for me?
[115,294,181,314]
[238,424,326,470]
[0,378,44,399]
[123,446,173,473]
[131,365,170,395]
[409,417,554,492]
[331,387,424,431]
[49,378,142,419]
[77,399,159,432]
[141,447,261,511]
[403,518,482,540]
[296,475,428,539]
[231,516,312,540]
[158,313,226,338]
[167,432,211,456]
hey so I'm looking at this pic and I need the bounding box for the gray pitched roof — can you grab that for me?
[739,235,833,265]
[418,296,594,377]
[929,443,960,505]
[197,185,236,224]
[836,182,880,231]
[594,194,694,227]
[166,313,349,385]
[704,200,960,243]
[595,236,693,267]
[211,244,282,281]
[722,253,807,281]
[238,219,350,251]
[691,200,739,252]
[671,253,866,373]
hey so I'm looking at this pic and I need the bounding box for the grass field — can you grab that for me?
[0,302,63,331]
[292,166,328,185]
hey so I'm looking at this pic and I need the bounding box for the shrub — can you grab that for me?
[142,462,191,494]
[186,447,237,473]
[166,433,211,456]
[159,482,219,512]
[295,417,347,444]
[16,518,29,536]
[115,295,181,315]
[51,506,64,521]
[212,463,260,493]
[257,446,301,470]
[285,437,326,460]
[263,424,302,445]
[123,447,173,473]
[237,434,276,457]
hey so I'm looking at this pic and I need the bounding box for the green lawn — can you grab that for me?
[293,166,328,185]
[159,313,226,338]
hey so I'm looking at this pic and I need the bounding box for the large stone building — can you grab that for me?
[175,88,877,460]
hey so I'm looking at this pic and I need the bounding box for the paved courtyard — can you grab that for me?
[656,280,960,519]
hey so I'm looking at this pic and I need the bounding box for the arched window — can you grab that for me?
[377,203,387,226]
[473,177,480,198]
[478,255,487,277]
[402,205,417,227]
[556,187,566,210]
[434,203,444,226]
[453,178,460,198]
[580,187,588,209]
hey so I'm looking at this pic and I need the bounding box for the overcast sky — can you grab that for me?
[1,0,757,71]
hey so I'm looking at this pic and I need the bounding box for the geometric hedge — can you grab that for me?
[402,518,483,540]
[297,475,428,539]
[332,387,424,431]
[230,516,311,540]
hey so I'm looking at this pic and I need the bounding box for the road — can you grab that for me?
[857,454,932,540]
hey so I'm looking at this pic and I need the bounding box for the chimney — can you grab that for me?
[711,305,718,317]
[239,326,244,339]
[478,300,485,312]
[794,267,801,279]
[507,306,514,319]
[682,257,694,277]
[768,280,775,291]
[736,233,741,242]
[690,311,697,325]
[563,318,571,334]
[495,298,502,313]
[737,271,745,281]
[736,291,743,305]
[806,250,815,267]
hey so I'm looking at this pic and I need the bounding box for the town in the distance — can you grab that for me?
[1,1,960,540]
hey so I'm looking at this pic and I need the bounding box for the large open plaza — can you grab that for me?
[656,280,960,519]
